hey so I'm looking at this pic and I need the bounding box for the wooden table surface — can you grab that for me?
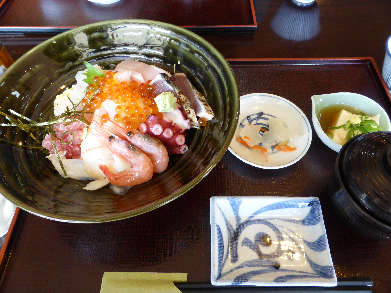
[1,0,391,292]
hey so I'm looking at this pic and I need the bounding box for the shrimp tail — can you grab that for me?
[99,164,153,186]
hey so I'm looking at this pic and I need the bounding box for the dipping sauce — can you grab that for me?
[318,105,364,131]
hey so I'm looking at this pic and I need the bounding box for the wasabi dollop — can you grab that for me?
[154,92,178,112]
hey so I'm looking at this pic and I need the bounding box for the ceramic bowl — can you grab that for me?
[0,20,239,222]
[311,92,391,152]
[229,93,312,169]
[331,132,391,239]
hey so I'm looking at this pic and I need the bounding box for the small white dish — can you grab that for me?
[0,193,16,238]
[311,92,391,152]
[229,93,312,169]
[210,196,337,287]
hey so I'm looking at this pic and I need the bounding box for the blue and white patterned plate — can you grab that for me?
[210,196,337,286]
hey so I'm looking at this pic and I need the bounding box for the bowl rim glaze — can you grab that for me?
[0,19,239,223]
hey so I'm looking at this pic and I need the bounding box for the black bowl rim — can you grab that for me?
[335,132,391,232]
[0,19,239,223]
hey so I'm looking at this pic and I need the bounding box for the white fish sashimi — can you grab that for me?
[114,70,144,83]
[47,152,91,180]
[115,60,170,82]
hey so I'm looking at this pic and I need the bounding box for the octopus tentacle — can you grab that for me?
[142,115,189,154]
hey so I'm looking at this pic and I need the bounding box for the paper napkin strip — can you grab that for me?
[0,193,16,237]
[100,272,187,293]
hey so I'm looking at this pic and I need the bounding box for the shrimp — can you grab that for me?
[102,117,169,174]
[127,133,169,173]
[99,138,154,186]
[81,107,154,187]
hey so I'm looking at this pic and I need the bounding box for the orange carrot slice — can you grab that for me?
[253,145,267,152]
[275,145,296,152]
[237,136,252,148]
[237,136,269,161]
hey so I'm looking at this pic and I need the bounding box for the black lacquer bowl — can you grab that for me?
[0,20,239,222]
[332,132,391,239]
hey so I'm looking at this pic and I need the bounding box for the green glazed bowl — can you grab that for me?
[0,20,239,222]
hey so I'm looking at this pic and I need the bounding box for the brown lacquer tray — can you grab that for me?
[0,0,257,33]
[0,58,390,293]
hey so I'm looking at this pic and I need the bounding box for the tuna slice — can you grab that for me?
[172,73,214,121]
[42,121,86,159]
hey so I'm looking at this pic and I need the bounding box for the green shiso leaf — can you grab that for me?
[329,115,382,141]
[83,61,104,85]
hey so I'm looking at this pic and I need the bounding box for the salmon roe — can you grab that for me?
[82,72,159,131]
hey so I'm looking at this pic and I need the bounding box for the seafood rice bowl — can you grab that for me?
[0,20,238,222]
[40,59,215,193]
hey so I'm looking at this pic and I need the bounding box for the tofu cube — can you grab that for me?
[328,109,379,145]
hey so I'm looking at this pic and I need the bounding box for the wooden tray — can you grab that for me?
[0,0,257,33]
[0,58,390,293]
